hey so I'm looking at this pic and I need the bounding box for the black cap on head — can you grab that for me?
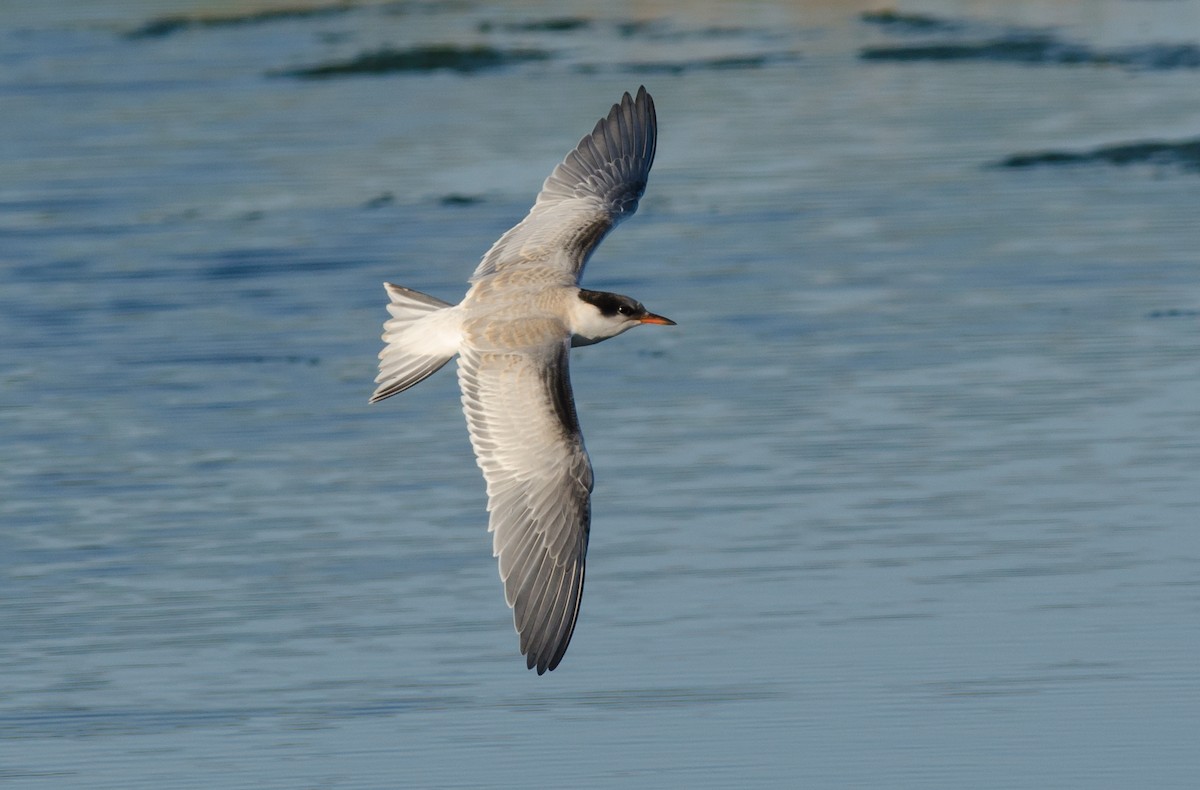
[578,289,643,318]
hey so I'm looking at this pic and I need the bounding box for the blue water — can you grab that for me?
[3,1,1199,787]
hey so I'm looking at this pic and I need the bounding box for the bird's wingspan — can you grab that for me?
[470,86,657,284]
[456,340,593,674]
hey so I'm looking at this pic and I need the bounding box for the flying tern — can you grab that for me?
[370,87,673,673]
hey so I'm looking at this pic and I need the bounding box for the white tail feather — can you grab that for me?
[369,283,461,404]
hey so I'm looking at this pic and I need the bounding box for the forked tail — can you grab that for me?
[369,283,461,404]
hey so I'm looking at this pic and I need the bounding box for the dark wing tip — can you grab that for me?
[520,553,588,675]
[587,85,656,168]
[469,87,657,282]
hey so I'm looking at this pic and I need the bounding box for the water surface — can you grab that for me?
[3,1,1199,787]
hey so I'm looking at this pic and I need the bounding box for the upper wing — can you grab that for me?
[456,337,593,674]
[470,86,657,284]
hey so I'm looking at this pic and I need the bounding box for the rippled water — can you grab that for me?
[3,1,1199,788]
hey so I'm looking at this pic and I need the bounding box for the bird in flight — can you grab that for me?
[370,87,673,673]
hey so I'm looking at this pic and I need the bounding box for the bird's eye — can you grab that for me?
[617,304,633,316]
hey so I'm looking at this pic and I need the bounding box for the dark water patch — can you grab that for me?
[478,17,591,34]
[583,52,799,75]
[860,9,966,33]
[126,2,361,39]
[861,34,1200,70]
[996,136,1200,172]
[614,18,786,42]
[277,45,551,78]
[1147,308,1200,319]
[378,0,476,16]
[440,193,485,206]
[0,768,74,781]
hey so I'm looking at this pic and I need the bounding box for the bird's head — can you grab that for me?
[571,289,675,347]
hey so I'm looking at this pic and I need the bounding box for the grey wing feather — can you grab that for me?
[470,86,657,283]
[457,341,592,674]
[370,354,453,403]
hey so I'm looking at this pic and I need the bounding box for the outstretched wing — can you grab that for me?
[456,337,592,674]
[470,86,657,284]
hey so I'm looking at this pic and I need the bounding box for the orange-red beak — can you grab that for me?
[638,312,676,326]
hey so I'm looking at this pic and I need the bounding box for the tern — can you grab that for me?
[370,87,673,674]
